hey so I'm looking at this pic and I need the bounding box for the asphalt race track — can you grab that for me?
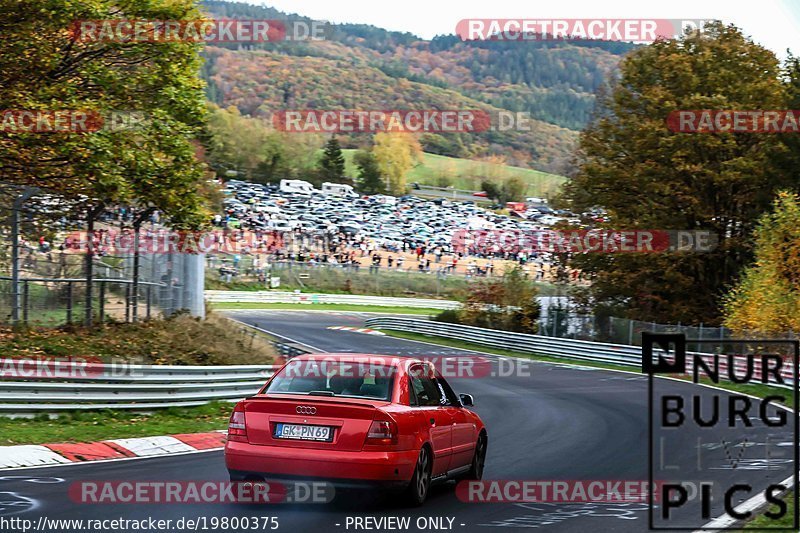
[2,310,795,533]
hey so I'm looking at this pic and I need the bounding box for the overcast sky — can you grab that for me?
[253,0,798,59]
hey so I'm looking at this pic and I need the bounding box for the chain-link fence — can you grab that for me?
[0,186,204,327]
[206,257,474,299]
[538,305,796,345]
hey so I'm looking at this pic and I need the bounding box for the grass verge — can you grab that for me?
[211,302,443,316]
[1,401,234,446]
[742,492,795,530]
[0,312,277,365]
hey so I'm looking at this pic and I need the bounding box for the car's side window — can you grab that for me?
[408,376,420,406]
[436,375,460,407]
[409,365,444,407]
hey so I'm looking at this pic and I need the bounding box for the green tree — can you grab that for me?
[354,150,385,194]
[207,105,268,180]
[318,136,346,182]
[206,105,323,184]
[0,0,214,227]
[501,176,526,202]
[480,180,501,203]
[565,22,796,324]
[723,191,800,334]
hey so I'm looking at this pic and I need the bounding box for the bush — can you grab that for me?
[432,309,461,324]
[445,266,540,334]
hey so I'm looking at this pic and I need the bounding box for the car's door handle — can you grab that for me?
[430,418,436,426]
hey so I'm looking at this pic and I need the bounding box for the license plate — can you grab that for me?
[274,423,333,442]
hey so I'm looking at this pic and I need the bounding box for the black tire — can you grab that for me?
[465,434,487,480]
[405,446,432,506]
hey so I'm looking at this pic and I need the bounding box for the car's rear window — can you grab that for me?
[264,360,397,401]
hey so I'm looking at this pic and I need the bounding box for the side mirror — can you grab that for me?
[459,393,474,407]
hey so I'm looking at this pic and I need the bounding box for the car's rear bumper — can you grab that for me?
[225,441,417,487]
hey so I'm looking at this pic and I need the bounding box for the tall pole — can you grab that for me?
[132,208,155,322]
[85,203,105,327]
[11,187,38,325]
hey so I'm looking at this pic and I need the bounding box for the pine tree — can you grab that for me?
[354,150,385,194]
[319,136,346,182]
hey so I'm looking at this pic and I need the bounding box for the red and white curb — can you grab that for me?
[0,431,227,469]
[326,326,385,336]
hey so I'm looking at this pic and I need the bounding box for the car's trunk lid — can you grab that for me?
[242,394,389,451]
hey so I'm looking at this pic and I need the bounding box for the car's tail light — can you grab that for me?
[365,419,398,445]
[227,403,248,443]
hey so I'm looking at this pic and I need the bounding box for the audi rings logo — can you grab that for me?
[296,406,317,415]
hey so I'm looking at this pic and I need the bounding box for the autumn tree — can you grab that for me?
[457,266,540,333]
[565,22,797,325]
[373,132,421,195]
[723,192,800,334]
[0,0,216,227]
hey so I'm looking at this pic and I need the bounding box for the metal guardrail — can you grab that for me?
[364,317,796,388]
[365,316,644,365]
[206,291,460,310]
[0,364,277,413]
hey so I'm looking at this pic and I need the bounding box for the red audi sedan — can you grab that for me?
[225,354,487,505]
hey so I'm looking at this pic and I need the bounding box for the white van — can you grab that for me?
[526,197,548,205]
[253,202,280,214]
[371,194,397,206]
[279,179,315,195]
[322,182,358,198]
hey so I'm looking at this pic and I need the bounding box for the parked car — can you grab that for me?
[225,354,487,505]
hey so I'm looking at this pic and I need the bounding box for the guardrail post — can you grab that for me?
[84,203,106,327]
[132,208,155,323]
[10,187,39,325]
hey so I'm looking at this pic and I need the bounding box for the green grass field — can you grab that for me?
[2,402,233,445]
[342,150,567,197]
